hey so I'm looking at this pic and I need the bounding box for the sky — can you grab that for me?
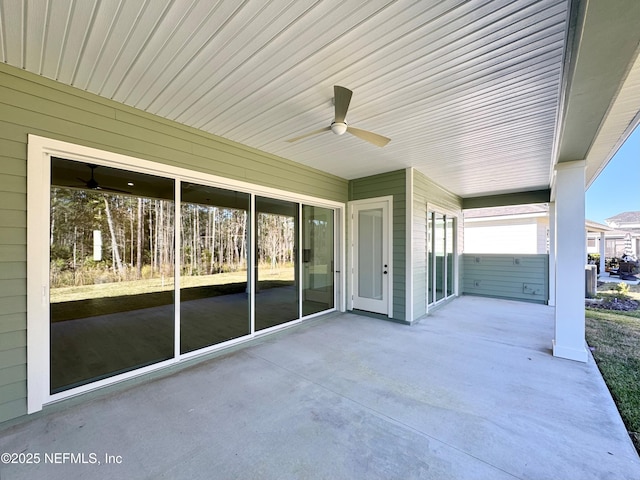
[585,125,640,224]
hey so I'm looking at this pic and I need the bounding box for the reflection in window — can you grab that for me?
[48,158,338,393]
[302,205,334,315]
[255,197,299,330]
[180,184,250,353]
[49,158,175,394]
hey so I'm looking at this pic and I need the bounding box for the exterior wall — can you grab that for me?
[537,217,549,254]
[462,254,549,303]
[349,170,406,321]
[463,216,549,254]
[412,170,463,321]
[0,63,348,424]
[587,233,640,258]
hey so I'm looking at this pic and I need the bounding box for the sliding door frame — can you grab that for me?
[426,204,459,309]
[27,135,345,413]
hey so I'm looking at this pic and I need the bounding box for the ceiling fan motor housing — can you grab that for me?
[330,122,348,135]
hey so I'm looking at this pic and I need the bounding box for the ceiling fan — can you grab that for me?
[77,164,131,194]
[286,85,390,147]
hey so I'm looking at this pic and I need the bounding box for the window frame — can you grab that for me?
[27,135,345,413]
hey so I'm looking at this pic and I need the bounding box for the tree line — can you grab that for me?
[50,188,295,288]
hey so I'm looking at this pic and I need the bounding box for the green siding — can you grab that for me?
[349,170,406,322]
[462,190,551,209]
[0,313,25,335]
[412,170,463,321]
[0,62,349,424]
[0,399,25,424]
[0,365,26,387]
[462,254,549,303]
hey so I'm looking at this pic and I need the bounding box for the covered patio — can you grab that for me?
[2,296,638,479]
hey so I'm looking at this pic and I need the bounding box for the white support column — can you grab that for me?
[599,232,606,277]
[553,161,588,362]
[548,202,556,307]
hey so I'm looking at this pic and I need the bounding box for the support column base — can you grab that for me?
[552,340,588,362]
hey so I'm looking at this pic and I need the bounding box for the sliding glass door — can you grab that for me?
[50,158,175,393]
[255,197,299,331]
[180,184,250,353]
[427,210,456,306]
[434,213,446,302]
[47,156,338,396]
[302,205,335,315]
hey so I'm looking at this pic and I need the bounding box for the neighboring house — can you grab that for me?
[587,212,640,259]
[463,204,549,254]
[0,2,638,424]
[606,211,640,234]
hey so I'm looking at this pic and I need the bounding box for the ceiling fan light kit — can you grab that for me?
[287,85,390,147]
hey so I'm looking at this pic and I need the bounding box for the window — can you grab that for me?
[427,210,457,306]
[28,136,342,408]
[50,158,175,393]
[180,184,250,353]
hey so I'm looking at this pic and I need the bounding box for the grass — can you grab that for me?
[596,281,640,300]
[50,267,295,303]
[586,283,640,454]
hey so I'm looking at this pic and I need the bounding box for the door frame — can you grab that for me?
[348,196,393,317]
[426,205,459,309]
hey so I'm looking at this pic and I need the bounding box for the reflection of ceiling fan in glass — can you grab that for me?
[77,164,131,194]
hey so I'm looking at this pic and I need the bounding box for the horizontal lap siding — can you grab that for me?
[0,63,348,424]
[412,193,427,320]
[462,254,549,303]
[350,170,406,321]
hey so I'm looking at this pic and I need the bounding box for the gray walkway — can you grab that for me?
[1,296,639,479]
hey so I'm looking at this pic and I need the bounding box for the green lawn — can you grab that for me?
[586,306,640,454]
[50,267,295,303]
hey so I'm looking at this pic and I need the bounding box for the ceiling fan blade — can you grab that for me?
[333,85,352,123]
[347,126,391,147]
[285,126,331,143]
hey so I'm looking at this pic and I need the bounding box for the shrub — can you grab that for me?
[617,282,631,296]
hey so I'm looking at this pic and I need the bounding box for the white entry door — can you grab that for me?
[351,198,392,315]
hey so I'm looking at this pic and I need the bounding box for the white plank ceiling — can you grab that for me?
[0,0,569,198]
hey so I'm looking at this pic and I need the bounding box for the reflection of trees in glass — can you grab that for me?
[180,204,247,276]
[50,187,174,288]
[257,213,295,269]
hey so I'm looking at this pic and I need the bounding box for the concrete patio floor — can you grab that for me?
[1,296,639,479]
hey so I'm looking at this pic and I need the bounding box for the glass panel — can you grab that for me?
[427,212,433,304]
[180,184,250,353]
[358,208,383,300]
[255,197,299,330]
[435,213,445,302]
[49,158,175,394]
[446,216,454,297]
[302,205,334,316]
